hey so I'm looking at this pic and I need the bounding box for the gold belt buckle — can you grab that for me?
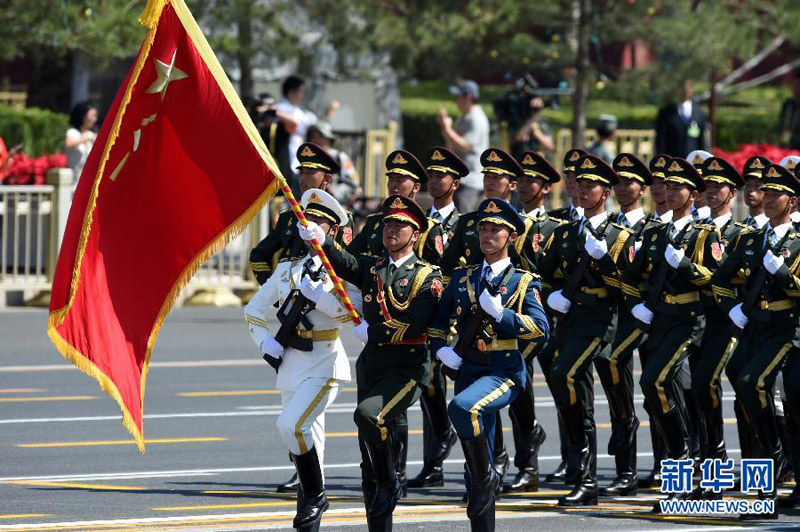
[476,339,487,352]
[296,328,312,339]
[759,300,769,310]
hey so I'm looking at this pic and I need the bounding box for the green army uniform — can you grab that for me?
[594,153,661,497]
[741,156,772,230]
[349,150,445,265]
[498,150,566,492]
[685,157,751,496]
[538,155,633,506]
[249,143,354,284]
[619,157,724,510]
[346,149,444,495]
[320,195,442,529]
[547,149,587,223]
[712,163,800,516]
[410,147,469,489]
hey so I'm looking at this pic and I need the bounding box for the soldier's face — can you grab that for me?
[427,171,458,198]
[613,177,643,206]
[744,178,764,207]
[483,173,516,199]
[763,189,794,219]
[665,183,692,210]
[650,176,667,205]
[577,180,607,209]
[387,174,420,198]
[479,222,515,256]
[518,175,549,204]
[564,173,579,200]
[383,220,418,251]
[704,181,734,208]
[299,168,331,193]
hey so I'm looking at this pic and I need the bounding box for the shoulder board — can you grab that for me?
[516,269,541,281]
[417,260,441,270]
[549,216,567,225]
[694,223,715,232]
[611,222,633,233]
[733,222,753,232]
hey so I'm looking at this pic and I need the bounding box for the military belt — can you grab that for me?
[479,339,518,352]
[661,291,700,304]
[295,328,339,342]
[757,299,794,311]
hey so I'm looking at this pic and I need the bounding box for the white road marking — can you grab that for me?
[0,451,742,483]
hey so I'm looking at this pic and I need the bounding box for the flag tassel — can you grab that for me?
[139,0,170,28]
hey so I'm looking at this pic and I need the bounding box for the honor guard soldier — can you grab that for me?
[543,149,590,485]
[712,163,800,518]
[348,149,445,495]
[299,195,442,531]
[439,147,525,482]
[408,147,467,489]
[350,150,445,264]
[499,150,566,493]
[687,149,714,221]
[249,143,354,285]
[742,156,772,229]
[686,156,749,499]
[249,142,354,493]
[538,155,633,506]
[244,189,360,532]
[649,154,674,223]
[620,157,724,511]
[548,148,587,222]
[594,153,660,497]
[429,198,550,532]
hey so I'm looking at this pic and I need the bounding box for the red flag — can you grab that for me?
[47,0,281,451]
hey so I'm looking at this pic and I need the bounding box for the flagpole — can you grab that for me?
[276,178,362,325]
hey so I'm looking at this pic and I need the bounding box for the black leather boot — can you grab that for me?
[393,425,408,498]
[683,389,701,467]
[652,407,692,513]
[491,415,509,488]
[559,426,598,506]
[775,413,795,484]
[364,439,400,531]
[291,447,329,531]
[277,455,300,492]
[461,432,500,523]
[504,420,545,493]
[546,412,569,483]
[601,425,638,497]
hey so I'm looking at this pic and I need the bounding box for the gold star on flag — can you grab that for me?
[146,48,188,100]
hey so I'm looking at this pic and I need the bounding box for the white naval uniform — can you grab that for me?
[245,256,362,460]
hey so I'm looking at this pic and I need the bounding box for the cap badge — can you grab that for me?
[655,157,666,168]
[300,146,315,157]
[580,158,596,169]
[692,153,705,164]
[569,151,581,162]
[390,197,406,209]
[486,151,503,162]
[522,154,535,165]
[668,161,683,172]
[766,167,781,178]
[431,150,446,161]
[707,160,724,171]
[308,192,321,203]
[618,156,634,168]
[484,201,502,214]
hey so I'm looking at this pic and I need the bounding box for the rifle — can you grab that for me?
[639,222,693,331]
[264,260,324,371]
[444,264,514,380]
[558,216,612,314]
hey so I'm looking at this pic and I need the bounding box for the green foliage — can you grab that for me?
[0,0,146,66]
[0,105,69,157]
[401,82,787,152]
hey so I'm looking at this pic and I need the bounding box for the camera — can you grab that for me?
[493,74,572,128]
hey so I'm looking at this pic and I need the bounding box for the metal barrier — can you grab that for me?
[555,128,656,172]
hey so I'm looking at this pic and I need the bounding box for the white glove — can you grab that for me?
[297,220,325,243]
[763,249,784,274]
[299,275,324,303]
[260,334,284,359]
[665,243,685,269]
[479,290,504,322]
[584,232,608,260]
[631,303,654,325]
[353,320,369,343]
[729,303,749,329]
[547,290,571,313]
[436,346,463,370]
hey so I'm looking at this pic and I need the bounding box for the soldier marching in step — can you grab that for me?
[245,144,800,529]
